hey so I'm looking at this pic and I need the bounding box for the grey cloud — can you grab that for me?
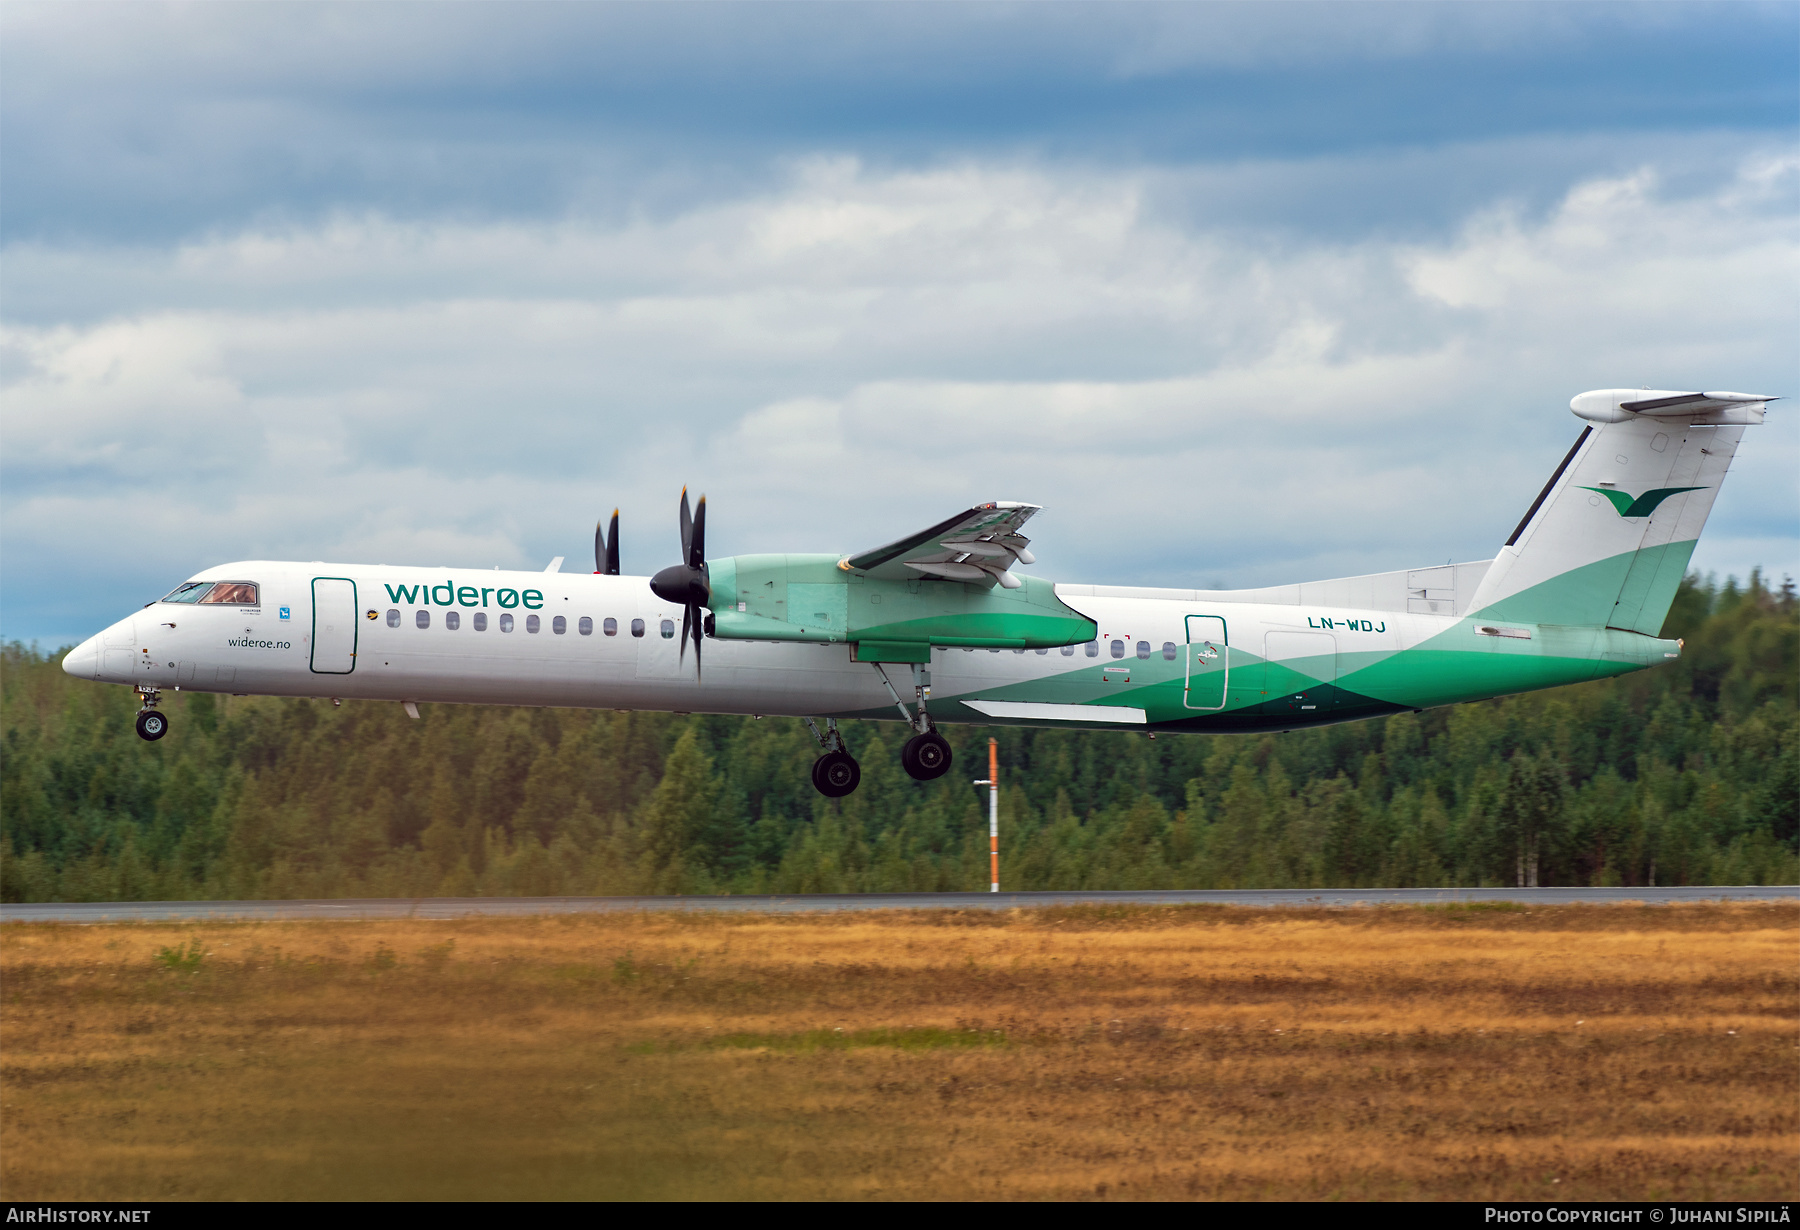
[4,151,1793,644]
[5,2,1792,248]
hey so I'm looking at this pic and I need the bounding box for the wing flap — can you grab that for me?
[845,502,1042,583]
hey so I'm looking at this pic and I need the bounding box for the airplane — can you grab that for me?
[62,388,1775,797]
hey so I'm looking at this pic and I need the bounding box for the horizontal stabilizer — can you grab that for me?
[1573,389,1777,424]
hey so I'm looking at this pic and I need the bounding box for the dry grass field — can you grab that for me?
[2,902,1795,1201]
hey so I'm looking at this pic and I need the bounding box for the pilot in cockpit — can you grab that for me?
[201,582,259,606]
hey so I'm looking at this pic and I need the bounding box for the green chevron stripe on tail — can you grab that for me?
[1578,486,1706,518]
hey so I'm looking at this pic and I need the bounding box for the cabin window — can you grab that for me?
[416,610,430,629]
[1110,639,1124,659]
[1136,641,1150,660]
[526,614,540,633]
[446,611,460,631]
[631,618,645,638]
[604,617,618,636]
[474,612,488,631]
[1162,641,1177,660]
[660,619,675,639]
[552,615,566,635]
[1085,641,1099,657]
[500,613,514,633]
[1061,645,1074,656]
[578,616,593,636]
[386,609,400,628]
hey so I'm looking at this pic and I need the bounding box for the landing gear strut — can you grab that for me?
[803,717,860,798]
[872,663,954,781]
[134,686,168,741]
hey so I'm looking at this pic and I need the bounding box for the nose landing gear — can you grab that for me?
[134,686,168,741]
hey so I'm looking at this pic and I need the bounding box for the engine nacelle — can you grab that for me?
[705,553,1095,662]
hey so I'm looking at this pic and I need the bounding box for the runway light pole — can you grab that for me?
[971,737,999,893]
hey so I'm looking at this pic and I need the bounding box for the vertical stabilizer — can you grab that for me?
[1466,389,1773,632]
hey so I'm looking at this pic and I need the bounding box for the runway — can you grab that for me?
[2,884,1793,923]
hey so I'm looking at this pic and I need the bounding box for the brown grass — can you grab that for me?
[2,902,1795,1201]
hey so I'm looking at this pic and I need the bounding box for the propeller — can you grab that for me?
[594,509,620,575]
[648,488,709,678]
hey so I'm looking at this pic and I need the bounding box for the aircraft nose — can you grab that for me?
[63,635,100,680]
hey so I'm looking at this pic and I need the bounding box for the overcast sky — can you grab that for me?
[3,1,1796,646]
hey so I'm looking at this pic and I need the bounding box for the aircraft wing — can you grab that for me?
[842,502,1040,589]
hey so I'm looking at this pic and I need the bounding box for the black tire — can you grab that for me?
[900,731,953,781]
[812,750,861,797]
[135,709,169,742]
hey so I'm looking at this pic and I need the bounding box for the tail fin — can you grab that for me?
[1466,389,1774,632]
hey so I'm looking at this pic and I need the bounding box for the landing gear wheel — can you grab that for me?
[811,750,861,798]
[900,731,952,781]
[135,709,169,741]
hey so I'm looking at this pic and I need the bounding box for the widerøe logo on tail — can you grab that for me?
[1578,486,1705,518]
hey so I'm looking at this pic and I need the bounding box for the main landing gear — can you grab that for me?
[803,717,861,798]
[801,663,954,797]
[874,661,954,783]
[900,730,952,780]
[134,686,168,741]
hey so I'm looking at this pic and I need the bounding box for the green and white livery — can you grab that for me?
[63,388,1776,796]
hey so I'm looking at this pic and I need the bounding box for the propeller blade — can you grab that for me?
[594,519,605,574]
[604,509,620,575]
[650,486,709,682]
[690,495,707,569]
[690,604,702,679]
[678,488,693,564]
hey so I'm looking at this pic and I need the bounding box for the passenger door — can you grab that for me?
[311,578,358,674]
[1184,615,1229,710]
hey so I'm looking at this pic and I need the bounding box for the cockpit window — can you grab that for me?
[161,581,214,604]
[163,580,257,605]
[201,582,258,605]
[166,580,259,605]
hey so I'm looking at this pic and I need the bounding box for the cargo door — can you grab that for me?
[311,578,358,674]
[1183,615,1229,710]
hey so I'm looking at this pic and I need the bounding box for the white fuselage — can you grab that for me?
[64,559,1497,729]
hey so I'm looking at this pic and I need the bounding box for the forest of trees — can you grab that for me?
[3,572,1795,902]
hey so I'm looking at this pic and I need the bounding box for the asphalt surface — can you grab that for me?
[2,885,1793,923]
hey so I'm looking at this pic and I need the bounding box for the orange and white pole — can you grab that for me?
[987,737,999,893]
